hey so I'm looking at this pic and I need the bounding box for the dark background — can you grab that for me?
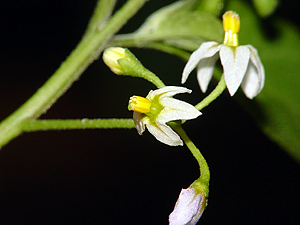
[0,0,299,224]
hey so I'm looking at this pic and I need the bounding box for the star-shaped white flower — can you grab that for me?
[169,187,207,225]
[182,11,265,99]
[128,86,201,146]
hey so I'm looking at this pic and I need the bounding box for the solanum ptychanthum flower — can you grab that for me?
[128,86,201,146]
[169,187,207,225]
[182,11,265,99]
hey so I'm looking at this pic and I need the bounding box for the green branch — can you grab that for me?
[22,119,135,132]
[0,0,147,149]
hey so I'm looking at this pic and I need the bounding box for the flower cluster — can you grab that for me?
[103,10,265,225]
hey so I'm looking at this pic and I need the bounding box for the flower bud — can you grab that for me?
[169,187,207,225]
[102,47,126,74]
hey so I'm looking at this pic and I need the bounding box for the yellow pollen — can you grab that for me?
[222,11,240,47]
[128,96,151,114]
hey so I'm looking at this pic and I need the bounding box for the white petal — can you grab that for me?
[220,45,250,96]
[247,45,265,96]
[196,53,219,93]
[241,61,260,99]
[169,188,204,225]
[145,121,183,146]
[158,98,201,123]
[182,41,220,84]
[147,86,192,100]
[133,112,145,135]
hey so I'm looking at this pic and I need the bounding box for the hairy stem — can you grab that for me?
[22,119,135,132]
[0,0,147,149]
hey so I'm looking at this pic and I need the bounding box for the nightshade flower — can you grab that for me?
[128,86,201,146]
[182,11,265,99]
[169,187,207,225]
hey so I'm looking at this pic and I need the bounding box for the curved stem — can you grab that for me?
[172,125,210,197]
[195,74,226,111]
[22,119,135,132]
[0,0,147,149]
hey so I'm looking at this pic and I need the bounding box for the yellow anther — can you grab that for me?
[222,11,240,47]
[128,96,151,114]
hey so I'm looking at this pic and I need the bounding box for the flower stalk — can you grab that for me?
[22,119,135,132]
[0,0,148,149]
[195,74,226,111]
[172,124,210,196]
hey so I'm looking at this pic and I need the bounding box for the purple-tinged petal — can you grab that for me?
[169,188,206,225]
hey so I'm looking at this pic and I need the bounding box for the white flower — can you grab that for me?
[169,188,207,225]
[128,86,201,146]
[182,11,265,99]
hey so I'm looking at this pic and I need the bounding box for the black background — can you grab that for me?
[0,0,300,224]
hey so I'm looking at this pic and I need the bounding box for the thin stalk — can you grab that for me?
[195,74,226,111]
[0,0,147,149]
[22,119,135,132]
[172,125,210,197]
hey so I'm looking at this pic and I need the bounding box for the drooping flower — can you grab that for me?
[128,86,201,146]
[169,187,207,225]
[182,11,265,99]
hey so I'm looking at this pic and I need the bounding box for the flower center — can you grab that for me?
[128,96,151,113]
[222,11,240,47]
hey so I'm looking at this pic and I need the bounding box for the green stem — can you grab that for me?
[83,0,117,38]
[172,125,210,197]
[195,74,226,111]
[0,0,147,149]
[22,119,135,132]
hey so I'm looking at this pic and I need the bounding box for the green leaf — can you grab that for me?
[252,0,279,17]
[227,0,300,162]
[113,0,223,51]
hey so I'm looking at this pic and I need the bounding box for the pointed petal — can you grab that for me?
[247,45,265,96]
[182,41,220,84]
[146,86,192,100]
[145,121,183,146]
[241,61,260,99]
[133,112,145,135]
[158,98,201,123]
[196,53,219,93]
[220,45,250,96]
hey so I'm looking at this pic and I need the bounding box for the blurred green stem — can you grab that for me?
[0,0,147,149]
